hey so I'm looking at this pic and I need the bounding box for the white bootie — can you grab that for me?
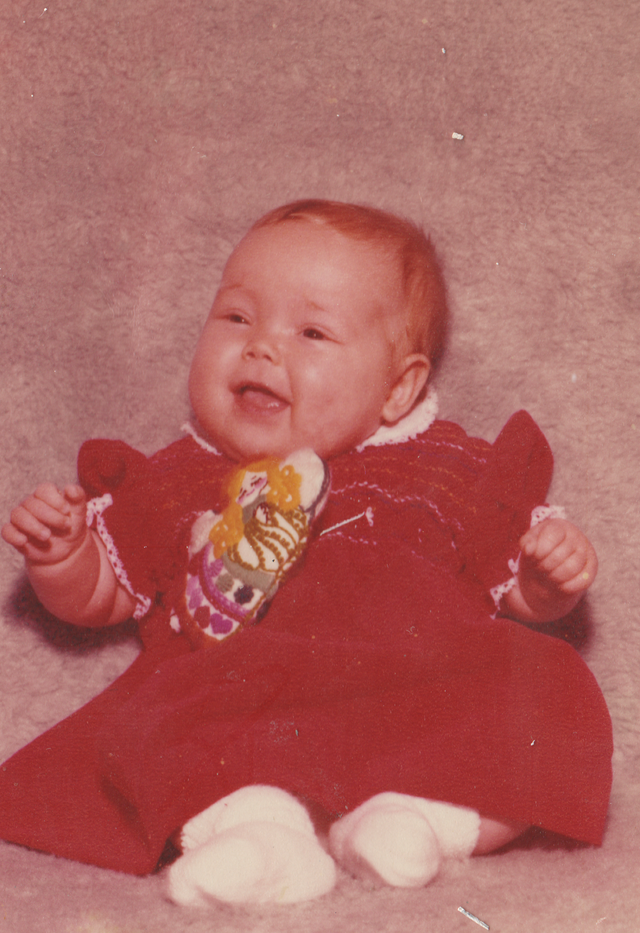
[329,793,480,888]
[167,786,337,906]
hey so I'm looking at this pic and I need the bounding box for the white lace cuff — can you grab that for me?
[530,504,567,526]
[86,494,152,621]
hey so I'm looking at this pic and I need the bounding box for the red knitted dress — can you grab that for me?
[0,411,612,874]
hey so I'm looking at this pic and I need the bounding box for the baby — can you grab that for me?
[1,200,611,906]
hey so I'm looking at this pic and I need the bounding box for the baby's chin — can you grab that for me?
[198,427,309,464]
[196,419,377,464]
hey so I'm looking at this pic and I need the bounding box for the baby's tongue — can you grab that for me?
[240,386,288,412]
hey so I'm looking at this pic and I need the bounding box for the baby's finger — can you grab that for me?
[1,521,29,549]
[519,524,544,556]
[33,482,71,514]
[521,521,566,562]
[533,536,579,576]
[8,504,53,542]
[63,484,86,505]
[556,566,596,595]
[543,549,589,585]
[556,548,598,593]
[24,494,73,532]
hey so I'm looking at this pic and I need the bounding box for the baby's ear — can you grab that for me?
[381,354,430,425]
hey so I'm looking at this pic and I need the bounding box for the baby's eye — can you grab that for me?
[227,312,249,324]
[302,327,327,341]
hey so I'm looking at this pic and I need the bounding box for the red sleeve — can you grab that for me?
[455,411,554,602]
[78,440,172,613]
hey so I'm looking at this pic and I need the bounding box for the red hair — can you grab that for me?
[252,199,448,370]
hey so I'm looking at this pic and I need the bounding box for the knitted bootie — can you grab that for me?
[329,793,480,888]
[178,449,329,646]
[167,786,337,906]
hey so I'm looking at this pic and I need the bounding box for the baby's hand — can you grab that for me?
[2,483,88,567]
[516,518,598,621]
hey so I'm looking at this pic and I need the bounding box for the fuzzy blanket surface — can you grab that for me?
[1,1,639,930]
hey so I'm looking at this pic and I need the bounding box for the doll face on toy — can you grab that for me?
[189,220,429,461]
[237,470,269,507]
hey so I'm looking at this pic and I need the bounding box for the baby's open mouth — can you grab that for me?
[235,383,290,413]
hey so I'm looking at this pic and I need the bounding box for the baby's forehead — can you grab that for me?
[229,221,403,280]
[222,223,407,326]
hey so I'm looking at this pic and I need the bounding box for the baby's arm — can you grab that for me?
[2,483,136,627]
[502,518,598,625]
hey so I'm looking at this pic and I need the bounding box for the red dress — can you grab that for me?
[0,412,612,874]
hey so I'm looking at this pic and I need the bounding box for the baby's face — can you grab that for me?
[189,221,407,461]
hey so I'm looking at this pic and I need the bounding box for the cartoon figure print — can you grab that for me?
[177,449,330,646]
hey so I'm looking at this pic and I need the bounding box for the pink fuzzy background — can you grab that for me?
[1,0,639,930]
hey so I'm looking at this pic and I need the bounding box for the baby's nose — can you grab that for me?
[242,332,282,364]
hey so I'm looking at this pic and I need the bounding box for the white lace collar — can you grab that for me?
[182,421,224,455]
[183,386,438,458]
[356,386,438,450]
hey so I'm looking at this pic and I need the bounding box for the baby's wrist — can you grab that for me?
[27,529,104,624]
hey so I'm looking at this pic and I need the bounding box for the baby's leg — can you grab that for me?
[167,786,336,906]
[329,793,527,888]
